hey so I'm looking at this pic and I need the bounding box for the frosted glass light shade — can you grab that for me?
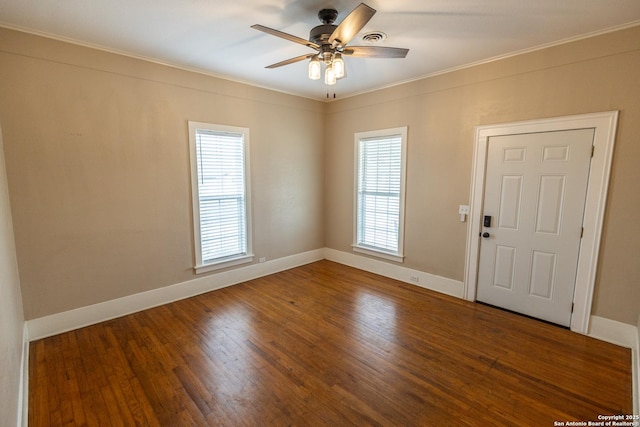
[325,65,336,85]
[333,54,345,79]
[308,56,321,80]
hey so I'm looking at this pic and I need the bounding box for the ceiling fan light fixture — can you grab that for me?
[325,64,337,85]
[333,53,345,79]
[252,3,409,91]
[308,56,321,80]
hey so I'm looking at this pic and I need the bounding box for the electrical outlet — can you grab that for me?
[259,257,266,263]
[410,275,420,283]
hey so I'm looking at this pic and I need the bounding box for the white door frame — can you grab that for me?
[463,111,618,334]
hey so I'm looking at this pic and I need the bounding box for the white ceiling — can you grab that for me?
[1,0,640,101]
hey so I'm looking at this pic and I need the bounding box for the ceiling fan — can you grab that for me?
[251,3,409,86]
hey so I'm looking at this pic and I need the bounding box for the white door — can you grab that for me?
[476,129,594,327]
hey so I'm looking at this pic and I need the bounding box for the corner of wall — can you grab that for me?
[18,322,29,427]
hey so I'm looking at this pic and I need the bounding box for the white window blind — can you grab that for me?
[354,128,407,261]
[189,122,252,272]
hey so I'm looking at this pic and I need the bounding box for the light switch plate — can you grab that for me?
[458,205,470,222]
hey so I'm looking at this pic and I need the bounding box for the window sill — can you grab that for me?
[194,254,254,274]
[352,245,404,263]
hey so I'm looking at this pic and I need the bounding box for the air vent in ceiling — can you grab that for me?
[362,31,387,43]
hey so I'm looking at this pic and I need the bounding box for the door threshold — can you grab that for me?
[475,301,570,330]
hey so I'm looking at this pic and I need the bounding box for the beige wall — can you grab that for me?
[0,28,325,319]
[0,125,25,427]
[1,25,639,327]
[325,25,640,326]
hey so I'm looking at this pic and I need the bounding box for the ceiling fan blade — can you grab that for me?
[342,46,409,58]
[251,24,320,50]
[265,53,317,69]
[329,3,376,47]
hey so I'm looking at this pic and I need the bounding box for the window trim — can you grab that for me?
[188,121,253,273]
[352,126,408,263]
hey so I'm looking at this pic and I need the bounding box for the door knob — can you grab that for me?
[482,232,490,238]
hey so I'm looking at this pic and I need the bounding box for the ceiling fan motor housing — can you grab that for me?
[309,24,337,46]
[310,8,339,50]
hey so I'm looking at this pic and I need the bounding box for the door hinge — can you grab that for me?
[580,227,584,238]
[591,145,595,157]
[571,303,574,313]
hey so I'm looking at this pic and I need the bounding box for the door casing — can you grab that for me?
[464,111,618,334]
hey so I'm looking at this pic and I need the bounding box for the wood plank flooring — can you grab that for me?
[29,260,632,426]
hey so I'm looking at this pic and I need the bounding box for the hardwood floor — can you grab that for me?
[29,260,632,426]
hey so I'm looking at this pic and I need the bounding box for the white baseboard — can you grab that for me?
[324,248,464,298]
[588,315,639,414]
[18,323,28,427]
[26,249,325,341]
[588,315,638,348]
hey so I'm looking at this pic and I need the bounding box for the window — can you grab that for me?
[188,121,252,273]
[353,127,407,262]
